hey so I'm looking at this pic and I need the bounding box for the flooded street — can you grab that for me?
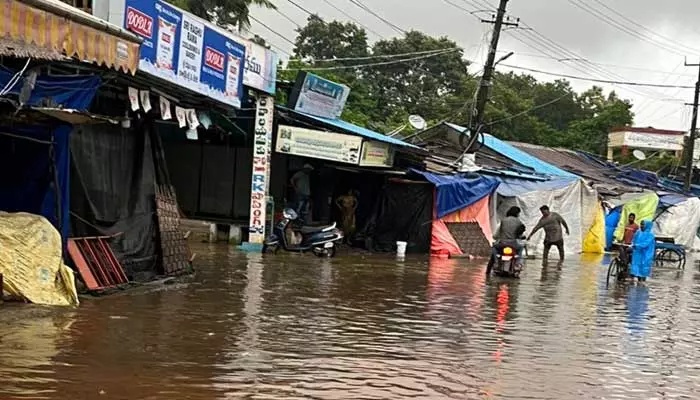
[3,244,700,399]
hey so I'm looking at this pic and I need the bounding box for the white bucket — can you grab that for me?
[396,241,407,256]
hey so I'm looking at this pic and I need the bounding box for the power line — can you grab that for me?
[317,0,384,38]
[281,48,460,71]
[497,50,696,78]
[249,15,297,47]
[288,47,461,63]
[283,0,317,17]
[508,25,682,103]
[345,0,406,35]
[586,0,700,56]
[566,0,691,57]
[486,93,570,126]
[274,7,302,29]
[500,63,695,89]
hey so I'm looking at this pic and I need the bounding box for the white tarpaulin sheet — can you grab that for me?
[655,197,700,250]
[496,179,599,257]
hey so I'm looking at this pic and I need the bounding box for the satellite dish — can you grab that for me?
[632,149,647,161]
[408,114,426,130]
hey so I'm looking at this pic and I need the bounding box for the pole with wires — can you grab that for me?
[684,59,700,192]
[466,0,517,152]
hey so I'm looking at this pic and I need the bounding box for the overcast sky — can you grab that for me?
[249,0,700,132]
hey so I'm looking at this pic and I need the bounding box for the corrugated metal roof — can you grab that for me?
[0,36,65,60]
[277,106,420,149]
[444,123,577,178]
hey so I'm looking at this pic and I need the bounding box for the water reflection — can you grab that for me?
[1,246,700,399]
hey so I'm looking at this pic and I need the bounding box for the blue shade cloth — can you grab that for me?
[0,68,100,241]
[409,169,499,218]
[493,176,577,197]
[0,67,101,110]
[0,124,71,241]
[444,123,577,178]
[278,106,419,149]
[605,206,622,250]
[631,221,655,279]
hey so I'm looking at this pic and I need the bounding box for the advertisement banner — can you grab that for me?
[124,0,246,108]
[359,141,394,168]
[248,96,274,244]
[276,125,362,165]
[288,72,350,119]
[244,41,278,95]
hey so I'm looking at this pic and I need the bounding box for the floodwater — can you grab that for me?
[2,246,700,399]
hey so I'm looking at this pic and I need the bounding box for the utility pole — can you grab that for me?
[684,59,700,192]
[466,0,518,151]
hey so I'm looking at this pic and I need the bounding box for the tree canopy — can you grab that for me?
[167,0,275,29]
[280,16,634,154]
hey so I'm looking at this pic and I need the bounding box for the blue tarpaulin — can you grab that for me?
[0,67,100,240]
[605,206,622,250]
[409,169,499,218]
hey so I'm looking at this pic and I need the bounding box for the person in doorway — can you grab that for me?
[336,190,358,243]
[623,213,640,245]
[487,206,527,272]
[630,220,655,282]
[291,164,313,224]
[527,205,570,269]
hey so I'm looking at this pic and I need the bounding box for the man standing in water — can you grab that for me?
[336,190,358,243]
[527,205,570,269]
[291,164,313,224]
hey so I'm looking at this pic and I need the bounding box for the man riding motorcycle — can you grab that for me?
[487,206,526,274]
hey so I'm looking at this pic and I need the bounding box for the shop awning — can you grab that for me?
[277,106,422,150]
[0,0,141,74]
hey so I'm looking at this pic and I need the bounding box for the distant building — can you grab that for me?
[607,127,686,161]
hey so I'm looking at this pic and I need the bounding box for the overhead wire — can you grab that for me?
[499,64,694,89]
[486,93,572,126]
[249,14,297,47]
[287,47,461,63]
[317,0,383,38]
[566,0,692,57]
[587,0,700,55]
[344,0,406,35]
[283,0,317,18]
[280,48,461,71]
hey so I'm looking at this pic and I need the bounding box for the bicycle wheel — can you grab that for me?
[657,249,683,270]
[607,259,620,286]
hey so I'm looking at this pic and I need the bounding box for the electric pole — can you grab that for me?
[684,59,700,192]
[466,0,518,151]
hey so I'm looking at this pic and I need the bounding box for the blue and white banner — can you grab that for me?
[124,0,246,108]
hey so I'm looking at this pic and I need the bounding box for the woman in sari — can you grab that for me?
[631,220,655,282]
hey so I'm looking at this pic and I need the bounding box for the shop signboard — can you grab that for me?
[248,95,274,244]
[276,125,362,165]
[244,41,278,95]
[123,0,246,108]
[287,72,350,119]
[359,141,394,168]
[608,130,684,151]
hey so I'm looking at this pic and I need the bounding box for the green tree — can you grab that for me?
[167,0,275,30]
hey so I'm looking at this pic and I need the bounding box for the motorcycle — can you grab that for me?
[263,208,344,257]
[486,239,527,278]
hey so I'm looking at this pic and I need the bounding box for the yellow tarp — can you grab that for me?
[582,204,606,254]
[614,193,659,242]
[0,212,79,306]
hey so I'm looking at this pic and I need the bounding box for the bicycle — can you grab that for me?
[607,243,632,286]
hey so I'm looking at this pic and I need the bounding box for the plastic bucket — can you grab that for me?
[396,241,407,256]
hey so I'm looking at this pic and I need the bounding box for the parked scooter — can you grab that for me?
[486,239,527,278]
[263,208,344,257]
